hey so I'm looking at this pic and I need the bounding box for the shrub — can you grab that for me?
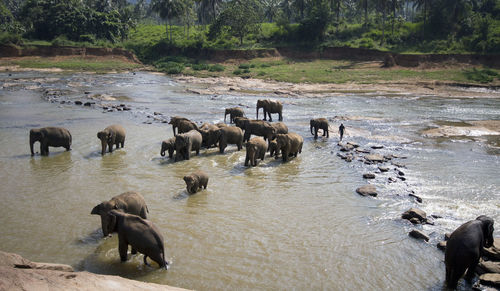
[79,34,96,44]
[51,35,76,46]
[156,61,185,74]
[208,64,225,72]
[463,68,499,83]
[0,32,23,45]
[192,63,210,71]
[239,63,251,69]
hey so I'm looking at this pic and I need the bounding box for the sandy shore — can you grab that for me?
[174,75,500,99]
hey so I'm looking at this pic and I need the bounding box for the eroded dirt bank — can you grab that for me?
[0,250,187,291]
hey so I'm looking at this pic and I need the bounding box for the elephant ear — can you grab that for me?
[90,204,101,215]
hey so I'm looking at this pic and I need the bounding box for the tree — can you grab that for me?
[151,0,183,41]
[208,0,262,45]
[262,0,281,22]
[414,0,431,38]
[298,0,331,42]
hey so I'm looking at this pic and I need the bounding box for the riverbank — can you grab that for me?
[0,250,187,291]
[2,54,500,98]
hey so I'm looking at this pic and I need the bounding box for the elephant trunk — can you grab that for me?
[161,142,166,156]
[256,107,259,119]
[224,112,228,123]
[310,124,314,135]
[30,137,35,156]
[100,139,107,155]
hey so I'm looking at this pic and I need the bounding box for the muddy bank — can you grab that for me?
[0,250,187,291]
[2,44,499,69]
[0,44,141,63]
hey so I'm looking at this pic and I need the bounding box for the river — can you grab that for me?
[0,71,499,290]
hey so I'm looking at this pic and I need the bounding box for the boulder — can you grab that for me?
[356,185,377,197]
[476,261,500,275]
[365,154,384,163]
[356,148,371,154]
[363,173,376,179]
[409,229,430,242]
[378,166,390,172]
[484,238,500,260]
[347,141,359,148]
[370,144,384,149]
[397,170,405,176]
[402,208,427,224]
[74,101,82,105]
[479,273,500,288]
[437,241,447,251]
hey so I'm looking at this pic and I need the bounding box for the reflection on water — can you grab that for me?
[0,71,498,290]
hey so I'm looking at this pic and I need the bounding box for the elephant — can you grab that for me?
[90,191,148,237]
[161,137,176,158]
[29,127,72,156]
[242,119,276,142]
[445,215,494,289]
[183,170,209,194]
[245,137,268,167]
[215,122,227,128]
[269,139,279,157]
[310,118,329,139]
[177,119,199,135]
[275,133,304,162]
[97,124,126,155]
[175,130,202,161]
[218,126,244,153]
[224,107,245,123]
[168,116,190,136]
[234,117,249,130]
[198,123,221,149]
[107,210,169,269]
[256,99,283,122]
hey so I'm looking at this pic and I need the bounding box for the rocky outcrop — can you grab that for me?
[479,273,500,288]
[0,250,187,291]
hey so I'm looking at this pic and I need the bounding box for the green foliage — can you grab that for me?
[0,32,23,45]
[463,68,499,83]
[208,0,263,45]
[155,61,185,74]
[208,64,225,72]
[192,63,210,70]
[18,0,133,43]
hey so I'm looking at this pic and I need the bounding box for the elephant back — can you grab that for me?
[220,126,243,143]
[185,130,202,149]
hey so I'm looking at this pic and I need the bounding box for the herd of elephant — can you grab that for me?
[28,98,495,289]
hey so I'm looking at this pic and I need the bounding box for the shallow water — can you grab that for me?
[0,71,499,290]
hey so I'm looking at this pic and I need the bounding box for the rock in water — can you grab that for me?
[363,173,376,179]
[437,241,447,251]
[484,238,500,260]
[365,154,384,163]
[401,208,427,224]
[356,185,377,197]
[409,229,430,242]
[479,273,500,288]
[476,261,500,275]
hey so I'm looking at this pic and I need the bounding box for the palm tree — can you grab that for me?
[413,0,431,39]
[151,0,183,41]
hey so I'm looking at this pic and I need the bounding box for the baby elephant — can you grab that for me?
[97,124,126,155]
[107,210,169,269]
[183,170,209,194]
[245,137,268,167]
[161,137,176,158]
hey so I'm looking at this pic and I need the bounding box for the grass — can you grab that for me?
[1,56,142,73]
[182,57,500,85]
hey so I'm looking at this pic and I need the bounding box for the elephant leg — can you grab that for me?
[326,129,329,138]
[118,237,129,262]
[147,250,166,268]
[279,112,282,121]
[196,148,200,155]
[448,264,467,289]
[268,111,272,122]
[108,143,113,153]
[464,257,479,281]
[131,248,137,255]
[245,155,250,166]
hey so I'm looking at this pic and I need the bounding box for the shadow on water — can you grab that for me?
[77,237,167,277]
